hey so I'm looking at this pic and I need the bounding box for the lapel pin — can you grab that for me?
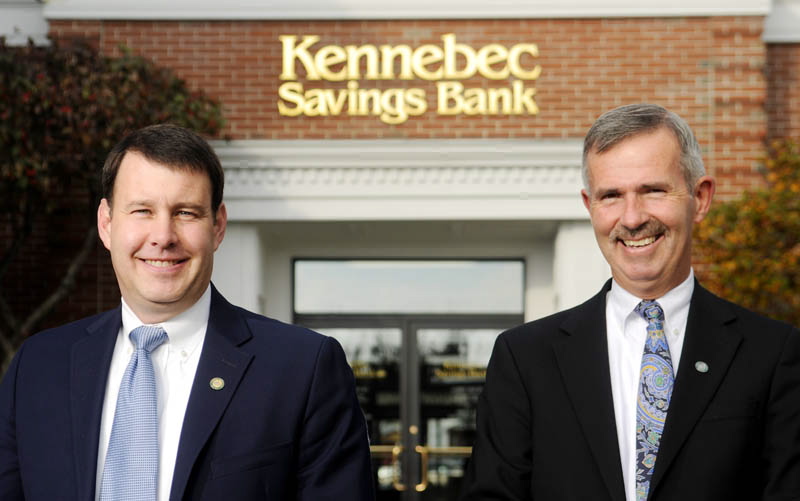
[210,377,225,390]
[694,361,709,373]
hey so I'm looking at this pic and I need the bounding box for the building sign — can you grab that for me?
[278,34,541,124]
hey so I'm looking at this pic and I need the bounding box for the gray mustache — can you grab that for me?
[609,220,667,241]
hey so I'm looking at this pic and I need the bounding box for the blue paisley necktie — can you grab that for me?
[100,325,168,501]
[634,300,673,501]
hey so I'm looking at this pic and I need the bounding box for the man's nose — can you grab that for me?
[619,195,649,231]
[149,214,177,247]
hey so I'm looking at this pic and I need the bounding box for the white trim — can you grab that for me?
[212,139,587,222]
[43,0,770,20]
[764,0,800,42]
[0,3,49,46]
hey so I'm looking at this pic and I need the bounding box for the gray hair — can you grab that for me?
[581,103,705,193]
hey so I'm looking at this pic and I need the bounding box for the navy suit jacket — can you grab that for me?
[0,286,375,500]
[461,281,800,500]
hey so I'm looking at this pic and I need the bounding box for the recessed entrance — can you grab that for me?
[294,259,524,499]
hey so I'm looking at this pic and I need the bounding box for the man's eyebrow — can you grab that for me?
[122,199,154,209]
[593,187,620,198]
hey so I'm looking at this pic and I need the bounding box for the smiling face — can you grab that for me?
[98,151,227,323]
[582,127,714,299]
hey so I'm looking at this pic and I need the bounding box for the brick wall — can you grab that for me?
[5,16,779,334]
[766,43,800,140]
[49,16,770,199]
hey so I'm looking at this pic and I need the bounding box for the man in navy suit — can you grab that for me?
[461,104,800,500]
[0,124,375,500]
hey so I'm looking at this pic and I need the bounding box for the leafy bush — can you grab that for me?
[0,38,224,367]
[695,140,800,327]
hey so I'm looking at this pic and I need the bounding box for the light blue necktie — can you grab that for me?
[634,300,674,501]
[100,325,168,501]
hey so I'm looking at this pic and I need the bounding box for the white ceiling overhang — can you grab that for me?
[212,139,587,222]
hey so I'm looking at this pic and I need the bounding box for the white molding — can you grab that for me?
[212,139,587,222]
[43,0,770,20]
[764,0,800,42]
[1,3,49,46]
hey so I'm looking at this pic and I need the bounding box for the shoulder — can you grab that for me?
[20,308,119,353]
[499,286,608,348]
[209,290,337,359]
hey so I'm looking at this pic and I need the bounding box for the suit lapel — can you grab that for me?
[70,308,121,501]
[169,287,254,501]
[649,283,741,492]
[553,282,626,501]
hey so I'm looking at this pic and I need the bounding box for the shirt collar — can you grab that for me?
[608,269,695,328]
[120,285,211,354]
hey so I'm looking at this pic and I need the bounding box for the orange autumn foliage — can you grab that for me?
[695,140,800,327]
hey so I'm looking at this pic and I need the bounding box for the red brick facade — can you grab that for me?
[4,16,796,333]
[50,16,774,199]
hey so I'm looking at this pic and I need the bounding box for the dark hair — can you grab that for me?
[582,103,705,192]
[101,124,224,214]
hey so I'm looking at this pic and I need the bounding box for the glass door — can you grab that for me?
[313,320,516,501]
[293,259,525,499]
[412,327,499,500]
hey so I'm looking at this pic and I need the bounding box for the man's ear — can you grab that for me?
[213,202,228,251]
[581,189,592,212]
[692,176,715,223]
[97,198,113,251]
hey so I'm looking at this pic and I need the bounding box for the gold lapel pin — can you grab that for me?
[210,377,225,390]
[694,361,709,373]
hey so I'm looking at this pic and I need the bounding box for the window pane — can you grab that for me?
[294,260,523,314]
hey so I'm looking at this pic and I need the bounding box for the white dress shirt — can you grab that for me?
[606,271,694,501]
[95,286,210,501]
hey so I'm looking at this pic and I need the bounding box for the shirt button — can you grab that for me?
[181,350,188,358]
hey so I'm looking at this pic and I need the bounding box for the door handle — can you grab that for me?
[414,445,429,492]
[391,445,407,491]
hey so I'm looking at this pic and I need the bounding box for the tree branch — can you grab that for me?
[16,225,98,344]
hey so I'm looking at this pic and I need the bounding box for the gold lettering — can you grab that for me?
[508,43,541,80]
[314,44,347,81]
[463,87,485,115]
[303,88,325,116]
[380,89,406,125]
[412,44,444,80]
[437,81,463,114]
[477,44,509,80]
[279,35,320,80]
[347,80,359,112]
[513,80,538,114]
[357,88,382,116]
[346,44,380,80]
[277,82,304,116]
[442,33,477,79]
[405,88,427,116]
[488,86,512,114]
[380,44,413,79]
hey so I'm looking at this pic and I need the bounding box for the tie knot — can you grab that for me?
[635,300,664,324]
[130,325,168,353]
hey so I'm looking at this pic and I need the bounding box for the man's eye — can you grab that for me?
[132,209,150,215]
[177,210,197,217]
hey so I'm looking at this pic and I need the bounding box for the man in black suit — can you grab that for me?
[460,103,800,500]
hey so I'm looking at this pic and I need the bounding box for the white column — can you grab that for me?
[212,223,264,314]
[553,221,610,311]
[525,240,556,322]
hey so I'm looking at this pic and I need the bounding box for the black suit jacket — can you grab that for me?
[0,286,375,500]
[461,281,800,500]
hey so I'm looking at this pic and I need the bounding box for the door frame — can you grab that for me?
[295,313,523,499]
